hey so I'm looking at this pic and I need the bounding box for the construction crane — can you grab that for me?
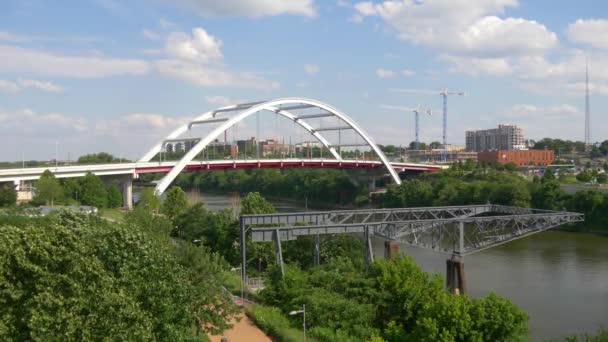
[380,104,432,150]
[390,88,464,162]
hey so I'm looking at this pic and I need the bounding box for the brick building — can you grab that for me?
[477,149,554,166]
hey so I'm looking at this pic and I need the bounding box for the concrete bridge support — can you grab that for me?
[446,256,467,295]
[384,240,399,260]
[121,175,133,210]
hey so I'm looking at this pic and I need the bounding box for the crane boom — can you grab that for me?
[381,104,432,151]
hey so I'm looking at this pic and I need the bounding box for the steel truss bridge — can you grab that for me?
[240,204,583,294]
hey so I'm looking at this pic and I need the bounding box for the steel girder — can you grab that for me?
[244,204,584,255]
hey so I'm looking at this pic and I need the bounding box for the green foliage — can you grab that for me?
[259,256,528,342]
[0,210,236,340]
[0,185,17,207]
[543,169,556,182]
[35,170,62,206]
[175,168,361,207]
[79,172,108,208]
[531,181,567,210]
[106,181,123,208]
[576,170,593,183]
[596,173,607,184]
[383,180,433,208]
[557,329,608,342]
[241,192,276,214]
[163,186,189,220]
[138,188,161,212]
[246,305,306,342]
[174,204,239,265]
[533,138,586,153]
[77,152,125,164]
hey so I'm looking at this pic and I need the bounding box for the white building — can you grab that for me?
[466,124,526,152]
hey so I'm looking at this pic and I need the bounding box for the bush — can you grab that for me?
[246,305,306,342]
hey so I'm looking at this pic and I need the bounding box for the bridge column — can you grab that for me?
[384,240,399,260]
[368,177,377,192]
[274,229,285,276]
[122,175,133,210]
[314,234,320,266]
[363,226,374,269]
[12,179,20,191]
[446,256,467,295]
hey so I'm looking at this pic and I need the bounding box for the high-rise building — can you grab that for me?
[466,124,525,152]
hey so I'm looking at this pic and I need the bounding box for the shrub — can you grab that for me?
[246,305,306,342]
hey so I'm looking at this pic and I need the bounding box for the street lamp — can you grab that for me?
[289,304,306,341]
[230,266,244,301]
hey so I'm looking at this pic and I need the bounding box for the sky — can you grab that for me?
[0,0,607,161]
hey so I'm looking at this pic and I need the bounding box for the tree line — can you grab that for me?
[173,168,365,207]
[0,170,124,208]
[381,168,608,232]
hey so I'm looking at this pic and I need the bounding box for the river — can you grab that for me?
[188,191,608,341]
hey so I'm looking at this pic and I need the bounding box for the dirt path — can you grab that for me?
[208,312,271,342]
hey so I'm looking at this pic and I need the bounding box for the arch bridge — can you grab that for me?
[140,98,411,195]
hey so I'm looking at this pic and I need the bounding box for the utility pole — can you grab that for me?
[585,57,591,149]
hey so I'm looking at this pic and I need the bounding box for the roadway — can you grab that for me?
[0,158,445,183]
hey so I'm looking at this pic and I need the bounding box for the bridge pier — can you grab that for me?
[446,255,467,295]
[384,240,399,260]
[314,234,320,266]
[363,226,374,269]
[121,175,133,210]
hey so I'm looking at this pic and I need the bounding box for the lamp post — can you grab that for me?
[230,266,244,301]
[289,304,306,341]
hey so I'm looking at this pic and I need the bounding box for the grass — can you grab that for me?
[98,208,126,222]
[245,304,309,342]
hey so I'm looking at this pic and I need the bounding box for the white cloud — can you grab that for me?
[156,59,279,90]
[304,64,320,74]
[0,44,150,78]
[205,95,241,106]
[493,103,588,141]
[0,108,87,134]
[165,0,316,17]
[156,27,279,90]
[142,29,161,40]
[18,79,64,93]
[401,69,415,77]
[0,31,27,43]
[376,68,396,79]
[166,28,223,63]
[0,79,64,93]
[96,113,190,134]
[0,80,20,93]
[353,0,556,57]
[440,55,513,76]
[567,19,608,50]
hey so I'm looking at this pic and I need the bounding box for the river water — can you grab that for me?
[189,191,608,341]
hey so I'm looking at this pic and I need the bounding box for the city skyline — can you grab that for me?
[1,0,607,161]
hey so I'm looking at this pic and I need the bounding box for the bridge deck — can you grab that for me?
[0,159,445,182]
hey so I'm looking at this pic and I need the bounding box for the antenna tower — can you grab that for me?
[585,58,591,147]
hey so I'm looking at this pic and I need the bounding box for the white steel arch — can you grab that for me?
[147,98,401,195]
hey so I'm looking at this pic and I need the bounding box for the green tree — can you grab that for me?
[62,178,82,204]
[542,168,556,182]
[106,182,123,208]
[0,210,238,340]
[138,188,161,213]
[531,181,566,210]
[77,152,122,164]
[35,170,62,206]
[490,182,531,207]
[429,141,442,149]
[576,170,593,183]
[0,184,17,207]
[163,186,189,220]
[597,173,608,184]
[383,180,433,208]
[79,172,108,208]
[241,192,276,214]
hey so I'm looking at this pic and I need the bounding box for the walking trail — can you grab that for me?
[208,298,271,342]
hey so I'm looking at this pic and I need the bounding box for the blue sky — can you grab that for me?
[0,0,607,161]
